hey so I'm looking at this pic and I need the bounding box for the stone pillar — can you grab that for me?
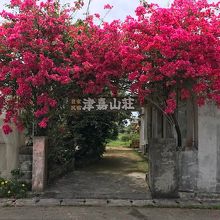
[179,150,198,192]
[197,103,220,193]
[148,138,178,198]
[139,106,148,154]
[32,136,47,192]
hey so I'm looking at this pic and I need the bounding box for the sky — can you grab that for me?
[68,0,171,21]
[0,0,218,21]
[0,0,171,22]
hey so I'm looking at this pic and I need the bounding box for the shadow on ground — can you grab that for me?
[42,147,151,200]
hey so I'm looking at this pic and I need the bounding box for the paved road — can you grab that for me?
[43,147,150,200]
[0,206,219,220]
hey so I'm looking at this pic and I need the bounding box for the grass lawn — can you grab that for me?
[106,139,131,147]
[106,133,131,147]
[84,146,148,174]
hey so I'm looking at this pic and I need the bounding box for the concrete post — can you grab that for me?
[197,103,220,193]
[139,107,148,154]
[148,138,179,198]
[148,138,178,198]
[179,150,198,192]
[32,136,47,192]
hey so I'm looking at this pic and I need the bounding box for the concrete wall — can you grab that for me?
[19,146,33,184]
[143,102,220,196]
[0,114,24,178]
[197,103,220,193]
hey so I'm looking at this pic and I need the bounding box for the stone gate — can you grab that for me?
[0,102,220,198]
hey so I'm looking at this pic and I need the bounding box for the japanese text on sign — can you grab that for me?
[71,97,136,111]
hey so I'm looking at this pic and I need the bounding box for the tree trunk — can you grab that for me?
[171,113,182,150]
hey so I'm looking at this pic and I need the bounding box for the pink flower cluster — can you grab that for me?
[0,0,219,134]
[121,0,220,113]
[104,4,113,10]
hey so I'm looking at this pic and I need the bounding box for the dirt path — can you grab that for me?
[43,147,150,199]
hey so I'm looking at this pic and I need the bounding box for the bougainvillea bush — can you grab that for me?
[0,0,86,134]
[0,0,219,136]
[121,0,220,113]
[119,0,220,146]
[0,0,124,135]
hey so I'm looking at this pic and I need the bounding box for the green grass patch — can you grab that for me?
[107,139,131,147]
[107,133,132,147]
[133,151,148,173]
[107,132,140,148]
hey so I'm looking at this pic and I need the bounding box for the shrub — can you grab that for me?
[131,133,139,142]
[68,111,122,165]
[120,134,130,142]
[48,134,75,169]
[0,169,28,199]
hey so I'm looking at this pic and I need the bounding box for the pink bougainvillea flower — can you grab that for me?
[94,13,100,19]
[0,0,219,134]
[2,124,13,135]
[135,6,146,16]
[104,4,113,9]
[38,118,49,128]
[139,75,148,83]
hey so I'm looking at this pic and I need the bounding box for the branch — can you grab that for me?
[145,96,174,126]
[85,0,92,18]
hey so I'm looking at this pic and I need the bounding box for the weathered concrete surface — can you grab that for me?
[149,139,178,198]
[19,146,33,184]
[139,106,148,154]
[42,147,150,200]
[32,137,47,192]
[179,150,198,192]
[0,207,220,220]
[42,171,150,200]
[0,114,24,178]
[217,123,220,192]
[197,103,220,193]
[2,196,220,208]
